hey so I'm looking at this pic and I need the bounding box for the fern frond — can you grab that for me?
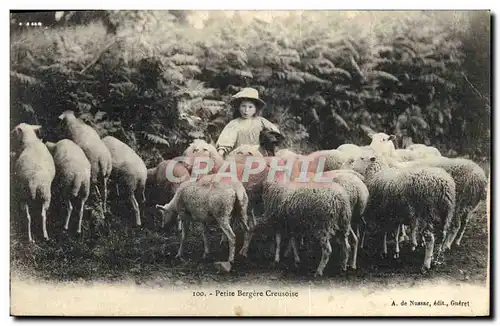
[142,132,170,146]
[10,71,43,87]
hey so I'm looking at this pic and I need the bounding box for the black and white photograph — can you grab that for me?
[8,7,491,317]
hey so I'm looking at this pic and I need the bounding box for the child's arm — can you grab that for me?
[216,120,238,157]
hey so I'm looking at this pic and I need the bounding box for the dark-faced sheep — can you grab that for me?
[11,123,56,242]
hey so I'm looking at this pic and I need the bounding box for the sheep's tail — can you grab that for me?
[71,173,86,198]
[233,187,250,232]
[34,183,51,204]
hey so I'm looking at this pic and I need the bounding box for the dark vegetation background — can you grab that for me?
[10,10,491,284]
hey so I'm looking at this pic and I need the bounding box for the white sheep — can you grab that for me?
[400,156,488,248]
[155,175,251,265]
[45,140,91,234]
[394,149,420,162]
[102,136,147,227]
[351,154,456,272]
[249,172,354,276]
[306,149,350,171]
[58,111,113,216]
[368,134,487,248]
[368,133,397,158]
[11,123,56,242]
[337,143,375,162]
[406,144,442,158]
[275,149,300,160]
[280,170,368,270]
[280,180,353,276]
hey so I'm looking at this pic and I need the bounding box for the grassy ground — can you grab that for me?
[10,189,490,288]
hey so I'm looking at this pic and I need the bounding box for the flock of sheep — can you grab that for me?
[11,111,489,277]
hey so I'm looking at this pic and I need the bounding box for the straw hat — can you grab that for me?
[229,87,266,109]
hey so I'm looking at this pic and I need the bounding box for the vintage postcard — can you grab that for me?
[9,9,491,317]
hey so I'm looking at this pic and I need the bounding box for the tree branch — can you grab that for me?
[461,72,491,108]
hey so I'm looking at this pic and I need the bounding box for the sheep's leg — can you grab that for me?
[77,198,86,234]
[400,224,410,243]
[349,226,359,269]
[103,176,108,214]
[410,219,418,251]
[422,230,435,272]
[315,231,333,277]
[339,233,351,272]
[218,219,236,264]
[381,232,388,258]
[273,231,281,264]
[176,216,182,232]
[359,216,367,249]
[238,229,252,258]
[64,200,73,231]
[138,186,146,227]
[434,228,448,266]
[201,223,210,260]
[129,194,141,227]
[290,236,301,265]
[41,199,50,241]
[238,201,251,259]
[356,224,363,250]
[24,202,34,243]
[250,207,257,229]
[283,238,293,258]
[175,218,188,259]
[454,208,475,247]
[394,225,400,259]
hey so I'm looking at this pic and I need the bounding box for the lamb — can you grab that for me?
[102,136,147,227]
[351,154,456,272]
[45,140,91,234]
[155,175,251,265]
[11,123,56,242]
[58,111,113,216]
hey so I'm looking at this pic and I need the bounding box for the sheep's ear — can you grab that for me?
[389,134,396,141]
[30,125,42,131]
[369,156,376,162]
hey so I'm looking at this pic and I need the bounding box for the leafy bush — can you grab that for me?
[10,11,490,164]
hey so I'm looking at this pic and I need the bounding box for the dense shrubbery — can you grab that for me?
[10,10,491,168]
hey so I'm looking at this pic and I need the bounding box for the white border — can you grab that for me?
[2,1,497,324]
